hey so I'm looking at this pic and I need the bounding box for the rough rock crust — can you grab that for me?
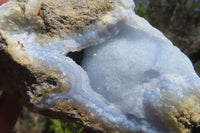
[0,31,103,132]
[170,96,200,133]
[40,0,114,36]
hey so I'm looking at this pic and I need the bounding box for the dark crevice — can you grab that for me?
[191,126,200,133]
[45,78,58,86]
[67,50,84,65]
[0,33,7,46]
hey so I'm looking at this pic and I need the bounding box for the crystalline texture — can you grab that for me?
[0,0,200,133]
[82,16,200,132]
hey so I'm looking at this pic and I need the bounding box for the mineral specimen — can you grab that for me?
[0,0,200,133]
